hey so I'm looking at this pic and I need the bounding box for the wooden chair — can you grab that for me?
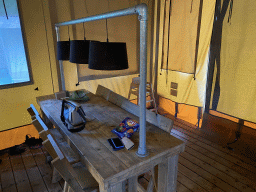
[43,134,98,192]
[27,104,80,183]
[32,115,80,162]
[28,104,79,160]
[127,77,157,113]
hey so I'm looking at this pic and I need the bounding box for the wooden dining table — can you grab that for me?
[37,85,185,192]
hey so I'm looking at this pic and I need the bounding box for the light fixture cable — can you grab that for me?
[106,19,109,42]
[2,0,8,19]
[68,25,70,41]
[83,22,86,40]
[40,0,55,93]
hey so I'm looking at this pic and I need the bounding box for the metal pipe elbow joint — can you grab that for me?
[135,3,148,21]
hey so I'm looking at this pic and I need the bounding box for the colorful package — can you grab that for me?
[111,117,139,139]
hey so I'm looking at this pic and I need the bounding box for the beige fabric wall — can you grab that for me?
[161,0,201,73]
[157,0,216,107]
[213,0,256,123]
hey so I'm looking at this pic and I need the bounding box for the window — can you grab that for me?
[0,0,32,87]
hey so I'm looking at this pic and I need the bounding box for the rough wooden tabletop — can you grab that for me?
[37,89,185,188]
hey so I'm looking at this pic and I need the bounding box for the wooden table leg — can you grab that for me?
[100,181,126,192]
[52,167,62,183]
[68,186,74,192]
[146,169,155,192]
[157,154,179,192]
[63,181,69,192]
[128,176,138,192]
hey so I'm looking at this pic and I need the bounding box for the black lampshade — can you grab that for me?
[57,41,70,60]
[88,41,128,70]
[69,40,90,64]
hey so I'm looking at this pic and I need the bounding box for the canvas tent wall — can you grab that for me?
[204,0,256,126]
[155,0,256,131]
[201,0,256,160]
[155,0,216,126]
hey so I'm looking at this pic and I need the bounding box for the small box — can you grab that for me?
[121,137,134,150]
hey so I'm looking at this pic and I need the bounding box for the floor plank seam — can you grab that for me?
[178,170,212,192]
[172,130,256,191]
[20,147,42,192]
[7,153,19,192]
[182,150,256,191]
[171,131,256,176]
[173,126,254,166]
[159,107,244,149]
[20,150,35,192]
[172,131,256,185]
[172,118,247,153]
[172,121,256,167]
[177,180,193,192]
[178,162,222,192]
[29,148,49,192]
[179,155,248,192]
[184,144,256,182]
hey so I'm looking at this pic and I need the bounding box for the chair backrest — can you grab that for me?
[43,134,65,160]
[43,134,85,192]
[27,104,40,120]
[32,115,49,141]
[27,104,49,140]
[31,112,81,165]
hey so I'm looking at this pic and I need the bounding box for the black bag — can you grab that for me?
[60,99,86,132]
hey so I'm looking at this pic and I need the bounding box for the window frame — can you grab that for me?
[0,0,33,90]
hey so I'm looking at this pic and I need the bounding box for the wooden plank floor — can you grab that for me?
[0,146,64,192]
[1,122,256,192]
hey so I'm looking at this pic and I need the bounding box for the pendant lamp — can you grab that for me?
[88,19,128,70]
[69,39,90,64]
[69,23,91,64]
[88,41,128,70]
[57,26,70,60]
[57,41,70,60]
